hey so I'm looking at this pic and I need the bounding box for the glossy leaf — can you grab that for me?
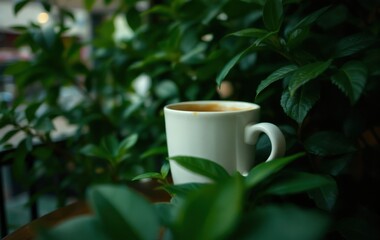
[174,175,243,240]
[162,183,204,197]
[334,34,375,58]
[287,6,330,34]
[331,61,367,104]
[216,45,253,86]
[288,60,331,96]
[263,0,283,31]
[304,131,357,156]
[228,28,269,38]
[281,84,320,124]
[265,172,334,196]
[256,64,298,97]
[169,156,230,181]
[245,152,305,188]
[37,216,109,240]
[216,32,273,86]
[88,185,160,240]
[308,176,338,211]
[242,205,330,240]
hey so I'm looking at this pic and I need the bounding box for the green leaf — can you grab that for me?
[288,60,331,96]
[180,43,207,64]
[88,185,160,240]
[141,146,168,159]
[216,40,266,86]
[37,216,109,240]
[117,134,138,154]
[216,46,251,86]
[169,156,230,182]
[286,28,310,49]
[245,152,305,188]
[101,135,119,158]
[125,7,141,31]
[256,64,298,97]
[143,5,174,17]
[132,172,163,181]
[174,175,243,240]
[265,172,334,195]
[33,117,55,133]
[308,176,338,211]
[160,161,170,179]
[242,205,330,240]
[162,183,204,197]
[154,203,175,227]
[331,61,367,104]
[202,0,229,25]
[14,0,30,15]
[25,102,42,122]
[334,33,375,58]
[281,83,320,124]
[263,0,283,31]
[228,28,269,38]
[304,131,357,156]
[319,154,353,176]
[0,129,20,145]
[40,0,51,12]
[80,144,109,160]
[288,6,330,33]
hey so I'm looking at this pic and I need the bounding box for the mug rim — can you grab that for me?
[164,100,260,114]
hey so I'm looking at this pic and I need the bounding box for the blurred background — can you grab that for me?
[1,0,379,237]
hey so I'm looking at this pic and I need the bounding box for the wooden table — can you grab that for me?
[2,181,170,240]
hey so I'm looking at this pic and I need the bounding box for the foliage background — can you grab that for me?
[1,0,379,238]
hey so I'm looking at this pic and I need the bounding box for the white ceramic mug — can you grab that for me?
[164,100,286,184]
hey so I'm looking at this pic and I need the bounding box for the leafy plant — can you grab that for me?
[1,0,379,238]
[38,154,334,240]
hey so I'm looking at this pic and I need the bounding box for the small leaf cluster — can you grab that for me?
[217,0,377,124]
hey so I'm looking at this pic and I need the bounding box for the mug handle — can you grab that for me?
[244,122,286,161]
